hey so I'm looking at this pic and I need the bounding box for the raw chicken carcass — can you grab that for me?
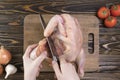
[44,14,85,78]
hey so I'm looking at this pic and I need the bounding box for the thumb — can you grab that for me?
[52,61,61,78]
[35,51,47,66]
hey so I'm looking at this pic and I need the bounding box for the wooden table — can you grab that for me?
[0,0,120,80]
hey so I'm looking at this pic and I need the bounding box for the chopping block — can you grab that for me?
[24,14,99,72]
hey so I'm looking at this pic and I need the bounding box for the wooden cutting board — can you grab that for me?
[24,14,99,72]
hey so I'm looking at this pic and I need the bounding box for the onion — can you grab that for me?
[0,46,12,65]
[0,64,3,75]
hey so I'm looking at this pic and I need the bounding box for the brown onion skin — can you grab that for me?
[0,46,12,65]
[0,64,3,75]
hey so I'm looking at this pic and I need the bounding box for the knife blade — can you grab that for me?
[39,14,58,62]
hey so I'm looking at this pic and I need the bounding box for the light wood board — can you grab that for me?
[24,14,99,72]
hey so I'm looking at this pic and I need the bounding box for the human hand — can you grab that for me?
[52,57,80,80]
[23,44,47,80]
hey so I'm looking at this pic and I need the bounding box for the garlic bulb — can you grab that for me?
[0,64,3,75]
[5,64,17,79]
[0,46,12,64]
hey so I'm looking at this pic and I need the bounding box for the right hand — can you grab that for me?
[52,58,80,80]
[23,44,47,80]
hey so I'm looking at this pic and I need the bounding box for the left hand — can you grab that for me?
[23,44,47,80]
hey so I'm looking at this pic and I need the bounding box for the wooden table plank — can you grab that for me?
[0,0,119,14]
[0,72,120,80]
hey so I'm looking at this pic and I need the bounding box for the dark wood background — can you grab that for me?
[0,0,120,80]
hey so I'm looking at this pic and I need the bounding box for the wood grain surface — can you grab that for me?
[0,72,120,80]
[0,0,120,80]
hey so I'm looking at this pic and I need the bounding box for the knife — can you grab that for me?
[39,14,59,62]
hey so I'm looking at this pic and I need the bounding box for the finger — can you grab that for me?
[35,51,47,66]
[23,44,38,59]
[44,15,64,37]
[52,61,61,78]
[36,39,47,57]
